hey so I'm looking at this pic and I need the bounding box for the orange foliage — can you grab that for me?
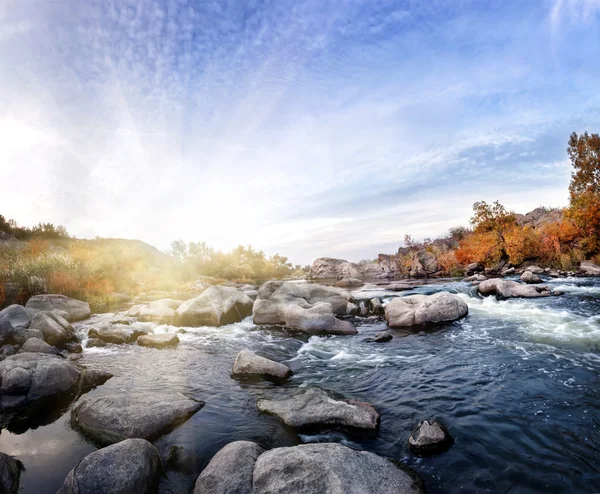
[504,226,540,266]
[28,238,49,256]
[455,231,504,267]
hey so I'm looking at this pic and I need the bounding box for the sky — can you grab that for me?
[0,0,599,265]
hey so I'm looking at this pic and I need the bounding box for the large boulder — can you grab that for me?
[193,441,264,494]
[25,294,90,322]
[520,270,542,284]
[57,438,162,494]
[10,328,44,347]
[477,279,553,298]
[252,443,423,494]
[137,333,179,349]
[149,298,183,310]
[580,260,600,276]
[71,392,204,446]
[257,387,379,435]
[232,350,292,381]
[17,338,59,355]
[138,305,176,324]
[0,305,31,345]
[281,303,357,335]
[385,292,468,328]
[0,453,24,494]
[29,311,76,347]
[176,286,254,326]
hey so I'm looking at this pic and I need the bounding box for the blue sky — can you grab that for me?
[1,0,599,265]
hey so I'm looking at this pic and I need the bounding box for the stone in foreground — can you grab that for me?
[71,392,204,445]
[137,333,179,348]
[193,441,264,494]
[57,438,162,494]
[364,330,393,343]
[253,443,423,494]
[408,420,453,455]
[477,279,553,298]
[232,350,292,381]
[385,292,468,328]
[25,294,91,322]
[257,387,379,435]
[0,452,24,494]
[176,285,254,326]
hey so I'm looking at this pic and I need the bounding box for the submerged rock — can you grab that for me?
[232,350,292,381]
[257,387,379,435]
[521,270,542,284]
[193,441,264,494]
[29,311,76,347]
[71,392,204,446]
[176,285,254,326]
[408,420,453,455]
[137,333,179,348]
[57,438,162,494]
[477,279,553,298]
[25,294,90,322]
[364,331,393,343]
[0,305,31,345]
[0,452,25,494]
[385,292,468,328]
[252,443,423,494]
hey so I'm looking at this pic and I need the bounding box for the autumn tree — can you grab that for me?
[567,131,600,254]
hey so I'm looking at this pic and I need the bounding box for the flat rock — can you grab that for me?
[385,292,468,328]
[364,331,393,343]
[232,350,292,381]
[0,305,31,345]
[0,452,24,494]
[137,333,179,348]
[17,338,59,355]
[177,285,254,326]
[408,420,453,455]
[71,392,204,445]
[57,438,162,494]
[193,441,264,494]
[252,443,423,494]
[25,295,90,322]
[477,279,553,298]
[257,387,379,435]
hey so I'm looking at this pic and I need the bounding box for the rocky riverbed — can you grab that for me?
[1,274,600,493]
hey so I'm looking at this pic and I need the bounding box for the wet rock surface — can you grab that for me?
[408,420,453,455]
[385,292,468,327]
[477,279,554,298]
[231,349,292,381]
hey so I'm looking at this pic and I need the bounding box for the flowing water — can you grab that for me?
[2,277,600,493]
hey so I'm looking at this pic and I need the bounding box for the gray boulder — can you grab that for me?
[176,286,254,326]
[17,338,59,355]
[364,331,393,343]
[71,392,204,446]
[137,333,179,349]
[57,438,162,494]
[370,297,384,316]
[149,298,183,310]
[524,265,544,274]
[0,305,31,345]
[409,250,442,278]
[478,279,553,298]
[385,292,468,328]
[0,452,24,494]
[10,328,44,346]
[88,326,146,345]
[126,304,145,317]
[232,350,292,381]
[282,303,357,335]
[252,443,423,494]
[335,277,364,288]
[193,441,264,494]
[86,338,108,348]
[25,294,90,322]
[257,387,379,435]
[29,311,76,347]
[580,260,600,276]
[310,257,362,279]
[521,270,542,284]
[138,305,176,324]
[408,420,453,455]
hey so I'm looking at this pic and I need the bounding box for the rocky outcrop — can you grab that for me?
[17,338,59,355]
[232,350,292,381]
[385,292,468,328]
[252,443,423,494]
[0,305,31,345]
[0,453,24,494]
[516,208,563,228]
[71,392,204,446]
[521,270,542,284]
[408,250,442,278]
[580,260,600,276]
[310,257,397,280]
[193,441,264,494]
[176,286,254,326]
[257,387,379,435]
[477,279,553,298]
[408,420,453,455]
[137,333,179,348]
[25,294,90,322]
[364,330,393,343]
[57,439,162,494]
[29,311,77,347]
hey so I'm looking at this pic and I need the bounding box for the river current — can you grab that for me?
[1,277,599,493]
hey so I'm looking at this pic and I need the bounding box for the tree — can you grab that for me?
[567,131,600,254]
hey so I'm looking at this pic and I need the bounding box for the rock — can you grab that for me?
[71,392,204,446]
[0,452,25,494]
[521,270,542,284]
[25,294,90,322]
[408,420,453,455]
[126,304,146,317]
[385,292,468,328]
[137,333,179,348]
[524,265,544,274]
[580,260,600,276]
[56,438,162,494]
[165,445,195,473]
[17,338,59,355]
[409,250,442,278]
[466,262,484,275]
[334,277,364,288]
[477,279,553,298]
[364,331,393,343]
[281,303,357,335]
[193,441,264,494]
[0,353,82,410]
[176,286,254,326]
[252,443,423,494]
[370,298,384,316]
[310,257,361,279]
[465,274,487,282]
[257,387,379,435]
[0,345,16,361]
[138,305,176,324]
[232,350,292,381]
[81,368,113,393]
[0,305,31,345]
[10,328,44,346]
[553,290,566,296]
[149,298,183,310]
[86,338,108,348]
[64,342,83,353]
[501,267,516,275]
[88,326,146,344]
[29,311,76,347]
